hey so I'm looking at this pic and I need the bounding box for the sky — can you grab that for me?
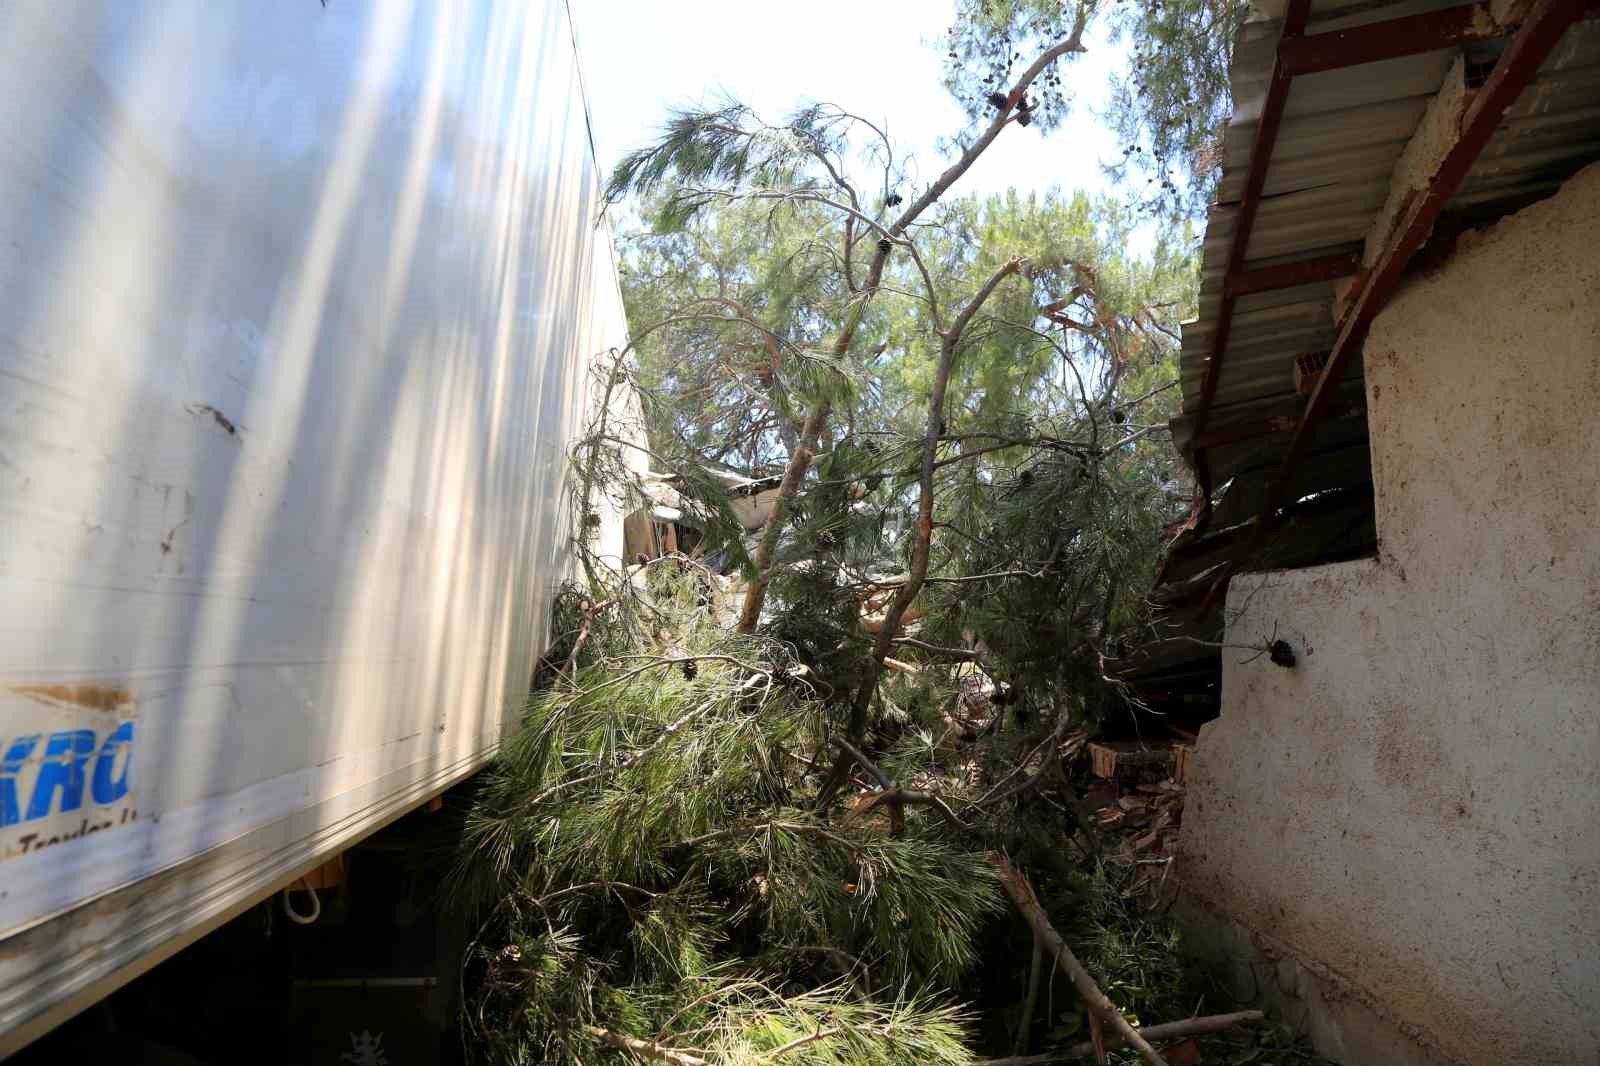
[568,0,1129,208]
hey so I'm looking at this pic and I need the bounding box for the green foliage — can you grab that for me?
[1103,0,1247,215]
[939,0,1092,135]
[693,988,977,1065]
[746,824,1001,988]
[607,103,783,228]
[456,568,998,1063]
[940,0,1246,217]
[458,12,1317,1062]
[608,102,899,233]
[618,194,860,471]
[603,88,1200,821]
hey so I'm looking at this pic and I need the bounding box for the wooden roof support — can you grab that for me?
[1204,0,1588,608]
[1191,0,1598,500]
[1160,484,1372,585]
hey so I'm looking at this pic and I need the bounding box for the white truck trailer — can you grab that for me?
[0,1,626,1055]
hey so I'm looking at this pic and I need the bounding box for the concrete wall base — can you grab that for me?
[1177,891,1459,1066]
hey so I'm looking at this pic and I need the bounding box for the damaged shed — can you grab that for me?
[1118,1,1600,1063]
[1120,0,1600,719]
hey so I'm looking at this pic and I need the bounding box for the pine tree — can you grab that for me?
[451,6,1327,1064]
[940,0,1249,217]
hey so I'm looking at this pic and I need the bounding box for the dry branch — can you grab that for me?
[833,737,972,834]
[978,1010,1266,1064]
[585,1025,709,1066]
[844,787,972,835]
[989,855,1170,1066]
[1014,934,1046,1055]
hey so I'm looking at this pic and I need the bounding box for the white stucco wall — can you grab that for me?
[1180,162,1600,1065]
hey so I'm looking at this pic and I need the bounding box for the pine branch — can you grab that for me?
[1014,935,1046,1055]
[989,855,1170,1066]
[819,257,1025,807]
[846,787,973,835]
[586,1026,709,1066]
[735,13,1087,634]
[765,1026,841,1057]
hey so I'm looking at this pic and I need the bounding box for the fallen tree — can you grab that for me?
[451,3,1331,1063]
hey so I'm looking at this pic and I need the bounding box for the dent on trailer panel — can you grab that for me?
[0,0,625,1019]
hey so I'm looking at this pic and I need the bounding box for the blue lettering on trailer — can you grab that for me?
[0,723,134,827]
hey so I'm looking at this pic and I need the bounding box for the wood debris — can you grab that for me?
[1077,739,1190,903]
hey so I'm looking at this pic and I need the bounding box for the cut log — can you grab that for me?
[1173,744,1195,786]
[1088,741,1175,781]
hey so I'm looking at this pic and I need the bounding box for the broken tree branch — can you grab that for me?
[833,736,893,789]
[557,596,617,689]
[585,1025,709,1066]
[1014,934,1045,1055]
[818,257,1025,808]
[736,13,1085,634]
[989,854,1170,1066]
[833,738,972,834]
[849,787,973,834]
[976,1010,1266,1064]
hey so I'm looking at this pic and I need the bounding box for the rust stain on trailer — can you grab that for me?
[12,683,134,712]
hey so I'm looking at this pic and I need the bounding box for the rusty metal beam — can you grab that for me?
[1189,0,1312,511]
[1281,0,1599,75]
[1225,251,1360,297]
[1281,3,1507,75]
[1227,0,1587,587]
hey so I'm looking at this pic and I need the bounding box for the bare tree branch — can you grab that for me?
[978,1011,1266,1064]
[990,855,1170,1066]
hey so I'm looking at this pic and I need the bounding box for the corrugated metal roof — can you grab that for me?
[1117,1,1600,699]
[1174,1,1600,492]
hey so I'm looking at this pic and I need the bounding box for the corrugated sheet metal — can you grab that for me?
[1118,2,1600,699]
[1175,1,1600,489]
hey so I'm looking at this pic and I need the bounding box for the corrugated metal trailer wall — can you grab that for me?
[0,1,628,1050]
